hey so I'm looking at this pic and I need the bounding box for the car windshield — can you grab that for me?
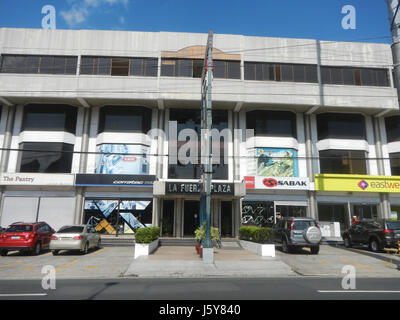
[386,221,400,230]
[57,226,84,233]
[6,225,33,232]
[293,220,316,230]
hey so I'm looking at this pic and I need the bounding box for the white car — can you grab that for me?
[49,225,101,255]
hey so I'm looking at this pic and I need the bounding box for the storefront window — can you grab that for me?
[353,205,378,220]
[318,204,347,231]
[18,142,74,173]
[241,201,274,227]
[161,200,174,236]
[319,149,367,174]
[84,199,153,235]
[275,206,307,218]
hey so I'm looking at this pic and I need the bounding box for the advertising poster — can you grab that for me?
[256,148,298,177]
[96,144,149,175]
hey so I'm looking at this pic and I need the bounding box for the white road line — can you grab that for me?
[318,290,400,293]
[0,293,48,297]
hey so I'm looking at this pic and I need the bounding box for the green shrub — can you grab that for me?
[195,222,220,244]
[135,227,160,244]
[239,226,273,244]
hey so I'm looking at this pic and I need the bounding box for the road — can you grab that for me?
[0,277,399,300]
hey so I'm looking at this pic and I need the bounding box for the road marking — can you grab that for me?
[55,259,79,271]
[24,267,35,270]
[0,261,23,269]
[340,259,374,271]
[319,290,400,293]
[0,293,47,297]
[320,261,328,265]
[87,266,96,269]
[92,248,107,255]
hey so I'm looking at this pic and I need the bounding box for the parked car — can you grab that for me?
[342,219,400,252]
[273,217,322,254]
[49,225,101,255]
[0,222,55,256]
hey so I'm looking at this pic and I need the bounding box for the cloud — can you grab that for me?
[61,0,129,27]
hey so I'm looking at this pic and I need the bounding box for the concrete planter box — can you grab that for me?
[134,239,159,259]
[240,240,275,257]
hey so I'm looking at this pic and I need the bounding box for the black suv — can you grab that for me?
[342,219,400,252]
[273,217,322,254]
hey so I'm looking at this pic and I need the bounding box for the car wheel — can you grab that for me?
[81,242,89,255]
[33,242,41,256]
[369,238,381,253]
[310,246,320,255]
[0,250,8,256]
[344,236,352,248]
[52,250,59,256]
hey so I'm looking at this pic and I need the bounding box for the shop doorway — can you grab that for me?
[318,203,347,232]
[84,199,153,235]
[221,201,232,237]
[184,200,200,236]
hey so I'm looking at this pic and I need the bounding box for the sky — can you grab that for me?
[0,0,394,43]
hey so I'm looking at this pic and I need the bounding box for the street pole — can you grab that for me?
[201,30,214,263]
[386,0,400,97]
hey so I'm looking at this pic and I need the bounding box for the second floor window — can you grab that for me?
[246,110,297,138]
[319,149,367,174]
[317,113,366,140]
[321,66,389,87]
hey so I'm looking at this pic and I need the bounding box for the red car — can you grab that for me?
[0,222,55,256]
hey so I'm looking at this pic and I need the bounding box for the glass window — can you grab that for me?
[318,204,347,231]
[317,113,366,140]
[57,226,85,233]
[244,62,256,80]
[161,59,176,76]
[361,69,376,86]
[227,61,241,79]
[281,64,293,82]
[98,106,152,133]
[213,60,226,78]
[130,58,144,76]
[343,68,355,85]
[98,57,111,75]
[330,68,343,84]
[376,69,389,87]
[293,65,305,82]
[389,152,400,175]
[246,110,297,137]
[22,104,77,134]
[319,149,367,174]
[25,56,40,74]
[6,225,33,232]
[80,57,95,75]
[192,59,203,78]
[168,109,228,180]
[177,59,192,77]
[305,65,318,83]
[385,116,400,143]
[18,142,74,173]
[321,67,331,84]
[144,58,158,77]
[111,57,129,76]
[1,55,25,73]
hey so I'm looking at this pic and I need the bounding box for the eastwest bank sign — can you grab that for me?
[315,174,400,193]
[245,176,310,190]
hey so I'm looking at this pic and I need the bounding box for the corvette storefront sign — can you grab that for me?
[315,174,400,193]
[244,176,310,190]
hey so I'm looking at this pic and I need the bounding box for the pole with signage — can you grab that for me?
[201,30,214,263]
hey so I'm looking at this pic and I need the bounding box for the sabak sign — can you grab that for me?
[244,176,310,191]
[166,182,234,195]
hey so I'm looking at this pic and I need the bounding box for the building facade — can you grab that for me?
[0,28,399,238]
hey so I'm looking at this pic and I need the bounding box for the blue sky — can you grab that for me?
[0,0,393,43]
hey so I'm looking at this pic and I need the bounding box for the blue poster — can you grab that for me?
[96,144,149,174]
[256,148,299,177]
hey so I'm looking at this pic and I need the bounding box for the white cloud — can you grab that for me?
[61,0,129,27]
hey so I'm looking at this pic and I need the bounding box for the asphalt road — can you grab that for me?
[0,277,399,300]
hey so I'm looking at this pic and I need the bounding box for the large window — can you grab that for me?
[18,142,74,173]
[385,116,400,143]
[168,109,228,180]
[246,110,297,138]
[319,149,367,174]
[161,59,240,79]
[22,104,77,134]
[0,55,77,75]
[244,62,318,83]
[390,152,400,175]
[321,66,389,87]
[80,56,158,77]
[317,113,366,140]
[98,106,152,133]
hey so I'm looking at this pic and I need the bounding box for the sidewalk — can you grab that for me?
[123,245,297,278]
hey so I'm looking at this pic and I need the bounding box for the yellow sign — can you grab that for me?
[315,174,400,193]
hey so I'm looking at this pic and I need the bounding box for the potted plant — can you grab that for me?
[194,224,205,254]
[161,216,173,237]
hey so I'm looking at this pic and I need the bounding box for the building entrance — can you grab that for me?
[183,200,200,236]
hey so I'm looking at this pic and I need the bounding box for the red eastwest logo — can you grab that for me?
[263,178,278,188]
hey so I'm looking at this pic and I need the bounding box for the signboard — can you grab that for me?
[166,182,234,195]
[76,174,156,187]
[315,174,400,193]
[245,176,310,191]
[96,144,149,175]
[256,148,299,177]
[0,173,74,186]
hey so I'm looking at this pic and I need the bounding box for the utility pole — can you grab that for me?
[386,0,400,97]
[201,30,214,264]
